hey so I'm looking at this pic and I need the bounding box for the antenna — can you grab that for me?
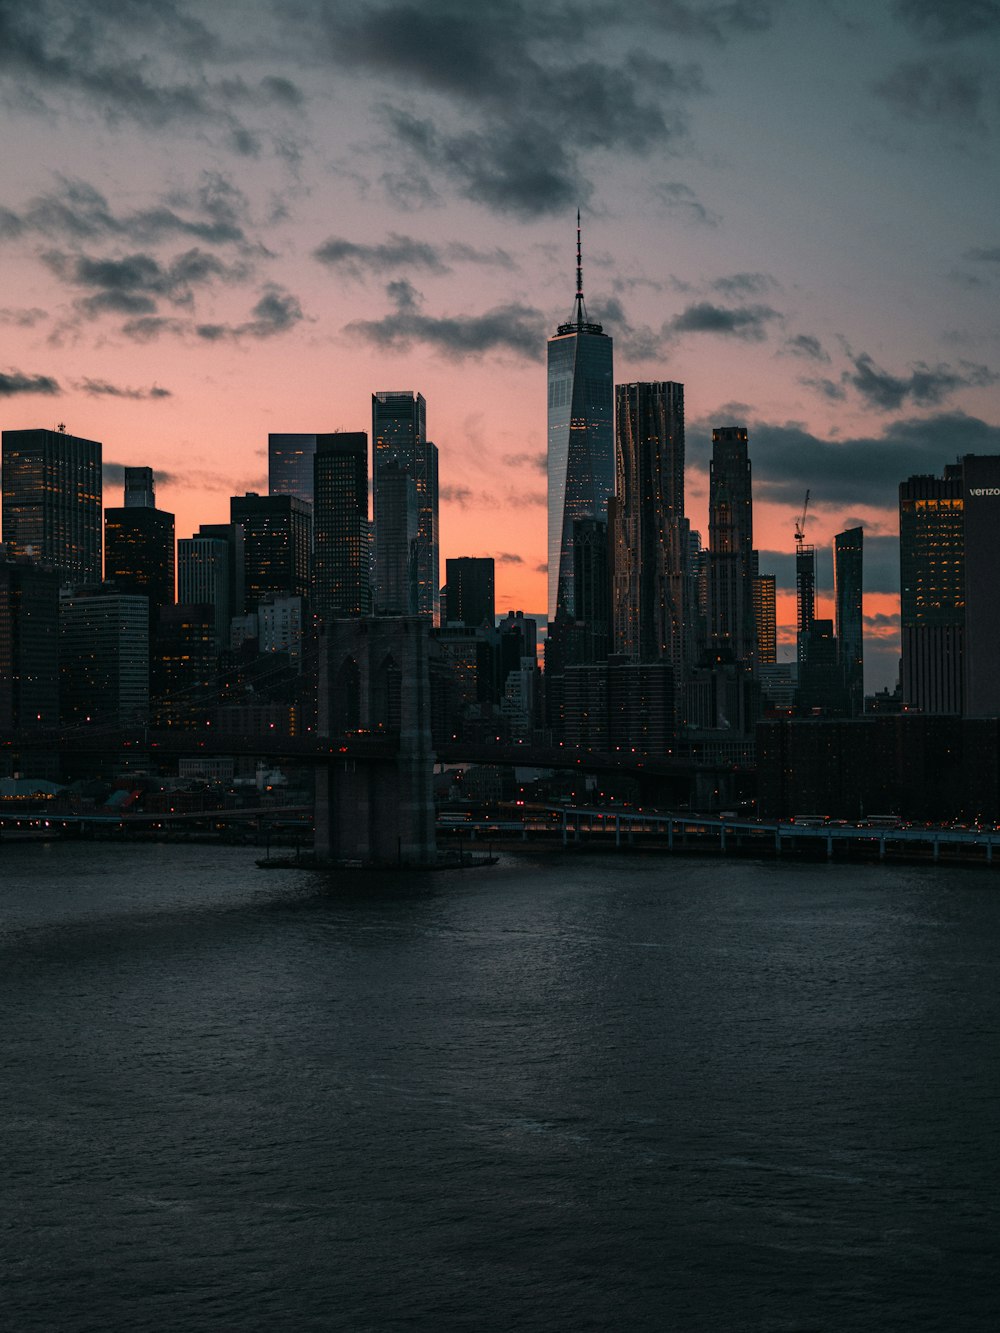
[575,208,583,324]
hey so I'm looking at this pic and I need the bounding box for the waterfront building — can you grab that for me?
[612,381,686,667]
[59,585,149,724]
[444,557,495,628]
[269,433,317,506]
[0,556,60,730]
[899,465,964,714]
[834,527,864,716]
[547,215,614,628]
[104,468,175,615]
[229,493,311,610]
[372,391,439,622]
[152,603,216,728]
[707,427,755,666]
[314,432,371,621]
[1,427,102,583]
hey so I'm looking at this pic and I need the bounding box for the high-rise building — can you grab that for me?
[178,535,233,646]
[269,433,317,506]
[59,586,149,724]
[230,493,311,611]
[834,527,864,716]
[572,518,611,664]
[444,557,495,628]
[372,392,439,622]
[374,461,418,616]
[104,468,175,615]
[547,215,614,627]
[1,427,102,582]
[707,427,755,664]
[314,432,371,621]
[900,455,1000,717]
[612,381,686,665]
[753,572,777,665]
[196,522,245,621]
[0,556,60,730]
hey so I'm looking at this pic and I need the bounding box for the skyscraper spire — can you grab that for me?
[558,210,603,336]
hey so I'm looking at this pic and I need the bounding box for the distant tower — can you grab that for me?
[613,381,686,665]
[444,557,495,628]
[547,212,614,628]
[753,572,777,665]
[230,493,311,611]
[314,432,371,620]
[269,434,317,507]
[372,392,439,622]
[707,427,755,664]
[795,490,816,666]
[105,468,175,614]
[1,427,102,582]
[834,527,864,715]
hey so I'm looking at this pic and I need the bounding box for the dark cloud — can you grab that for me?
[195,286,305,341]
[847,352,996,411]
[667,301,782,340]
[0,368,60,396]
[42,246,247,318]
[874,60,985,127]
[440,484,473,506]
[0,306,46,327]
[688,412,1000,510]
[892,0,1000,41]
[712,272,778,298]
[802,376,848,401]
[535,562,548,574]
[652,181,720,227]
[345,279,545,358]
[75,378,172,400]
[785,333,830,362]
[502,451,547,473]
[104,461,179,488]
[496,552,524,565]
[313,233,512,277]
[964,245,1000,262]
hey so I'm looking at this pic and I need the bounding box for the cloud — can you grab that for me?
[874,60,985,127]
[0,306,47,327]
[535,562,548,574]
[0,368,60,396]
[689,412,1000,511]
[964,246,1000,262]
[502,451,547,473]
[440,484,473,506]
[846,352,997,411]
[42,246,248,318]
[653,181,720,227]
[711,272,778,298]
[314,232,514,277]
[496,552,524,564]
[195,286,305,341]
[667,301,782,340]
[892,0,1000,41]
[784,333,830,362]
[75,378,172,400]
[345,279,545,358]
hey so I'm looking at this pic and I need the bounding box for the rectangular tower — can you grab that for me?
[105,468,175,615]
[314,432,371,621]
[899,467,964,714]
[707,426,755,665]
[2,427,102,583]
[444,557,495,628]
[372,392,439,623]
[230,493,312,611]
[269,433,317,507]
[834,527,864,716]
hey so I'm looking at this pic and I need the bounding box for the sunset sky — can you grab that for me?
[2,0,1000,689]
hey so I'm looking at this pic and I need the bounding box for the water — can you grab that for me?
[2,842,998,1331]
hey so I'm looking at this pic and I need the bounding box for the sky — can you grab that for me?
[2,0,1000,690]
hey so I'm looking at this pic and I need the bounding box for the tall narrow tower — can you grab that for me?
[546,214,614,628]
[707,426,755,664]
[372,391,439,623]
[834,526,864,715]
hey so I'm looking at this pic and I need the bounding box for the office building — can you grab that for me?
[104,468,175,615]
[613,381,686,666]
[707,427,755,665]
[571,517,611,663]
[444,557,495,628]
[1,427,102,582]
[152,603,216,728]
[372,391,439,622]
[230,493,311,610]
[196,522,245,620]
[753,572,777,665]
[178,535,233,647]
[834,527,864,716]
[374,461,418,615]
[269,433,317,506]
[899,465,964,714]
[547,215,614,627]
[314,432,371,621]
[0,556,60,730]
[59,586,149,724]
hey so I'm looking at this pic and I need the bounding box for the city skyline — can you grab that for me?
[2,3,1000,689]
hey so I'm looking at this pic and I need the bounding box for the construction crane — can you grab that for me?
[795,489,810,549]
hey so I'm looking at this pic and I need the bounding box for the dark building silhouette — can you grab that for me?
[314,432,371,621]
[707,427,755,666]
[372,391,439,622]
[795,618,848,716]
[0,556,60,730]
[59,585,149,724]
[959,455,1000,716]
[153,604,216,727]
[444,557,495,628]
[1,427,102,583]
[230,493,311,611]
[195,522,245,627]
[374,461,418,616]
[834,526,864,716]
[104,468,175,615]
[899,465,964,714]
[178,534,233,648]
[613,381,686,667]
[268,433,317,506]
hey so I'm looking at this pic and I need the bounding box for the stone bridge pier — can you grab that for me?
[316,617,436,866]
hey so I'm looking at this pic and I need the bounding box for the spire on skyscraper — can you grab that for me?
[558,210,603,336]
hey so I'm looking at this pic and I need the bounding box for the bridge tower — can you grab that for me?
[316,616,436,866]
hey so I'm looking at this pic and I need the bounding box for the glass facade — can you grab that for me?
[269,434,317,506]
[230,494,312,610]
[314,432,371,620]
[372,392,439,622]
[1,428,102,583]
[708,427,755,665]
[833,527,864,716]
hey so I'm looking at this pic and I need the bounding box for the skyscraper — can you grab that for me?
[104,468,175,615]
[178,535,233,646]
[230,493,312,610]
[899,466,964,714]
[444,557,495,628]
[0,556,60,730]
[269,434,317,507]
[612,381,686,665]
[372,391,439,622]
[547,215,614,627]
[834,527,864,716]
[707,427,755,665]
[2,427,102,582]
[753,573,777,665]
[314,432,371,620]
